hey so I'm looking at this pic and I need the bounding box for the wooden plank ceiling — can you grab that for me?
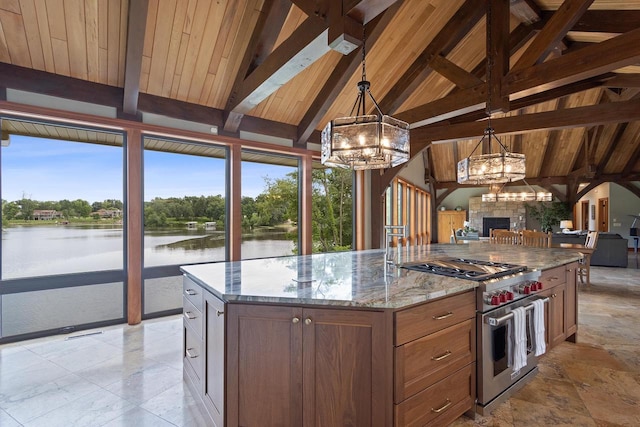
[1,0,640,201]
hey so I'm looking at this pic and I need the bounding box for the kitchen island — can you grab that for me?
[181,244,581,426]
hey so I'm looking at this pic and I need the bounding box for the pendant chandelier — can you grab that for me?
[457,3,525,185]
[321,29,409,170]
[481,181,551,202]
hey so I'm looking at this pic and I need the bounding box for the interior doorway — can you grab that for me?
[581,200,589,230]
[598,198,609,232]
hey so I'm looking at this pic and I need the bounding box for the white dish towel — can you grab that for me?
[532,299,547,356]
[512,306,527,373]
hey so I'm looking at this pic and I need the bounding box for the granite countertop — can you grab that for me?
[180,243,582,310]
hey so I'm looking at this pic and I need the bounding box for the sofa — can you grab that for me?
[552,232,628,267]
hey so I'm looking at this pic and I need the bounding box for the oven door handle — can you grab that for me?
[485,297,549,326]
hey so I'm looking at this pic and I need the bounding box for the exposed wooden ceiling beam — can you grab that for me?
[295,3,402,145]
[122,0,149,117]
[377,0,486,114]
[509,0,541,25]
[433,173,640,190]
[229,17,328,115]
[505,26,640,98]
[511,0,594,72]
[291,0,329,21]
[603,74,640,88]
[0,63,123,108]
[487,0,510,112]
[428,55,484,90]
[411,97,640,147]
[223,0,292,132]
[345,0,401,24]
[622,125,640,175]
[544,10,640,34]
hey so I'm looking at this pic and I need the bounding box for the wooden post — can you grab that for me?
[126,128,143,325]
[299,153,313,255]
[229,144,242,261]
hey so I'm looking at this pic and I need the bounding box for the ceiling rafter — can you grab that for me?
[544,9,640,33]
[223,0,292,132]
[621,125,640,175]
[511,0,593,72]
[505,26,640,98]
[411,97,640,150]
[486,0,510,113]
[538,97,566,178]
[295,2,402,145]
[428,55,484,90]
[510,0,541,25]
[122,0,149,117]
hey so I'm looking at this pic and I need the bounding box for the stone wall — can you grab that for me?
[468,197,527,236]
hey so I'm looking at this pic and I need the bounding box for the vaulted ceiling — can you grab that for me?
[1,0,639,204]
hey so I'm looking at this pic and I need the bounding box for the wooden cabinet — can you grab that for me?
[437,210,466,243]
[393,290,476,426]
[226,304,390,427]
[538,262,578,349]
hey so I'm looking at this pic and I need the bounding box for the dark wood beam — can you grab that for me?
[346,0,401,24]
[539,126,562,178]
[229,17,328,114]
[505,26,640,98]
[620,183,640,199]
[291,0,329,21]
[596,123,627,176]
[511,0,593,71]
[509,0,541,25]
[487,0,510,112]
[544,10,640,34]
[0,86,6,101]
[122,0,149,116]
[622,127,640,175]
[295,3,401,145]
[377,0,486,114]
[509,74,611,109]
[429,54,484,90]
[224,0,291,132]
[0,62,123,108]
[411,97,640,148]
[603,74,640,89]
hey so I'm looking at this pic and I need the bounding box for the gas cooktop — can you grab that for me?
[400,257,527,281]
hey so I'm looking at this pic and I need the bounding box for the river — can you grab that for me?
[1,224,296,279]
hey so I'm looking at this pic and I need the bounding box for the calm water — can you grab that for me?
[1,225,296,279]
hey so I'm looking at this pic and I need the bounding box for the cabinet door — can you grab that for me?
[227,304,303,427]
[302,308,389,427]
[565,262,578,340]
[545,284,567,349]
[203,292,225,427]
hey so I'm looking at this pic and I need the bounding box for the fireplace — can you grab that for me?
[483,217,510,237]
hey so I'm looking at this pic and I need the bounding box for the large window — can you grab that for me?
[385,178,430,246]
[312,167,353,252]
[142,136,226,316]
[1,118,125,340]
[241,151,298,259]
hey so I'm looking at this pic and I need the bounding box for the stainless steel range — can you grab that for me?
[402,257,548,414]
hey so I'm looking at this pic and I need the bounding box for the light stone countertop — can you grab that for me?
[180,243,582,310]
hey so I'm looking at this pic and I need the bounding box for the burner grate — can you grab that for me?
[401,258,526,281]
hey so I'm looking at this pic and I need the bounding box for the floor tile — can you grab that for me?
[101,406,176,427]
[104,361,182,405]
[140,382,208,427]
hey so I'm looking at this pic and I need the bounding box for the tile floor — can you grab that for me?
[0,255,638,426]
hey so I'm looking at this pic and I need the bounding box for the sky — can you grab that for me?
[1,135,295,203]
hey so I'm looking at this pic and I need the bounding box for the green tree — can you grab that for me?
[2,200,20,220]
[71,199,92,217]
[525,201,571,232]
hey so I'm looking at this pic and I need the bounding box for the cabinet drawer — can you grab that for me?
[395,363,475,427]
[183,275,203,311]
[539,265,566,289]
[395,291,475,345]
[184,322,203,384]
[183,297,203,339]
[395,319,475,403]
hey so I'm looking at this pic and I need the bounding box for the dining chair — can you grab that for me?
[578,231,599,286]
[489,229,520,244]
[521,230,552,248]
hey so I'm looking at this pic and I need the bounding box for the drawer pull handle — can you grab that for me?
[431,399,452,413]
[216,310,224,317]
[431,351,452,361]
[551,293,557,298]
[305,318,313,325]
[185,348,198,358]
[184,311,196,320]
[433,312,454,320]
[292,317,300,324]
[548,276,559,281]
[185,289,197,296]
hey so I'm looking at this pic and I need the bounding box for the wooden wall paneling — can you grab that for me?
[0,6,30,67]
[106,0,121,85]
[84,0,99,82]
[0,11,10,63]
[64,0,88,80]
[19,0,45,70]
[145,0,175,96]
[175,1,213,102]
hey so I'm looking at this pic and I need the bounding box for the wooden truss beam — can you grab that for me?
[122,0,149,117]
